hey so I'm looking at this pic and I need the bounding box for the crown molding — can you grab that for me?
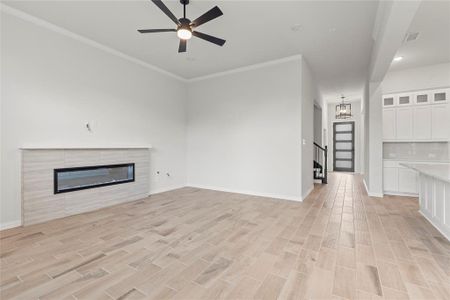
[0,4,187,82]
[1,4,304,84]
[188,54,303,82]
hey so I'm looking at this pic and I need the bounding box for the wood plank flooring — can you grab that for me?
[1,173,450,299]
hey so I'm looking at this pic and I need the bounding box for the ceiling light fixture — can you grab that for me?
[335,95,352,119]
[177,27,192,40]
[393,56,403,62]
[138,0,225,53]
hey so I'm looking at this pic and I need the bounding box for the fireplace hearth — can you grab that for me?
[21,148,150,226]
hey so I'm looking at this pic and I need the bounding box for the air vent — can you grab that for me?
[404,32,419,42]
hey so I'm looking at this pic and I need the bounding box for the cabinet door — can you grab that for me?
[395,107,413,140]
[398,168,418,194]
[431,104,450,140]
[397,93,412,106]
[384,167,398,192]
[431,89,449,104]
[414,91,431,105]
[413,106,432,140]
[383,109,396,140]
[383,95,396,107]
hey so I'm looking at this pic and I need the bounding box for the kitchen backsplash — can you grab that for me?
[383,142,450,161]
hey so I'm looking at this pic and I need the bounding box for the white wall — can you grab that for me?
[1,12,188,228]
[314,105,322,145]
[327,101,362,173]
[186,58,304,201]
[363,0,420,197]
[382,62,450,93]
[367,81,383,197]
[301,60,316,198]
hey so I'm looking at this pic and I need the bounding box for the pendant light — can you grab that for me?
[335,95,352,119]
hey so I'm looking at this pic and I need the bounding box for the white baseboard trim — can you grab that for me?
[362,179,369,195]
[149,185,186,196]
[383,191,418,197]
[419,210,450,242]
[0,220,22,231]
[362,179,383,198]
[302,185,314,201]
[368,192,384,198]
[186,184,302,202]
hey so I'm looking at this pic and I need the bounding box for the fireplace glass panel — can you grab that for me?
[54,163,134,194]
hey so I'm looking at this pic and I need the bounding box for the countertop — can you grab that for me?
[384,159,450,163]
[400,163,450,183]
[20,146,153,150]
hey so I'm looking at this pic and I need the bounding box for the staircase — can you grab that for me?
[313,142,328,184]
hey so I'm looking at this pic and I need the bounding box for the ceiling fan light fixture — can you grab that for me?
[138,0,225,53]
[177,28,192,40]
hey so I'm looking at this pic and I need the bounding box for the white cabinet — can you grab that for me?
[414,91,431,105]
[383,167,398,192]
[395,107,413,140]
[431,88,449,104]
[413,106,432,140]
[431,104,449,140]
[383,89,449,141]
[397,93,412,106]
[383,161,419,195]
[398,168,418,194]
[383,109,396,140]
[383,95,396,107]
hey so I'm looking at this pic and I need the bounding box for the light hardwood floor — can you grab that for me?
[1,173,449,299]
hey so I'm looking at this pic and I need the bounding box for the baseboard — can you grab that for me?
[363,179,369,195]
[186,184,302,202]
[383,191,418,197]
[0,220,22,231]
[149,185,186,196]
[302,185,314,200]
[368,192,384,198]
[363,179,383,198]
[419,210,450,241]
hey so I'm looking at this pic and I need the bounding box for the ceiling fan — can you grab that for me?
[138,0,225,53]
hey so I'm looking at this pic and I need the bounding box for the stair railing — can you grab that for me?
[313,142,328,184]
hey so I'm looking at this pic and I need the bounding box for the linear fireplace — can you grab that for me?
[54,163,135,194]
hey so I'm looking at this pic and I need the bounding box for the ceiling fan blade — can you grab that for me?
[192,31,226,46]
[151,0,180,25]
[190,6,223,28]
[138,29,176,33]
[178,39,187,53]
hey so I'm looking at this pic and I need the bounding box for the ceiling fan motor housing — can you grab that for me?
[178,18,191,28]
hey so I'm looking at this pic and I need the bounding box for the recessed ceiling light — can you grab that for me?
[290,24,302,32]
[393,56,403,62]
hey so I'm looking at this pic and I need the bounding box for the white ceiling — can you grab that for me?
[3,0,379,100]
[389,0,450,72]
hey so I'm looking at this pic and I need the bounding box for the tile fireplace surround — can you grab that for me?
[21,148,150,226]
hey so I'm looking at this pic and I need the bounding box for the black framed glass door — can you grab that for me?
[333,121,355,172]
